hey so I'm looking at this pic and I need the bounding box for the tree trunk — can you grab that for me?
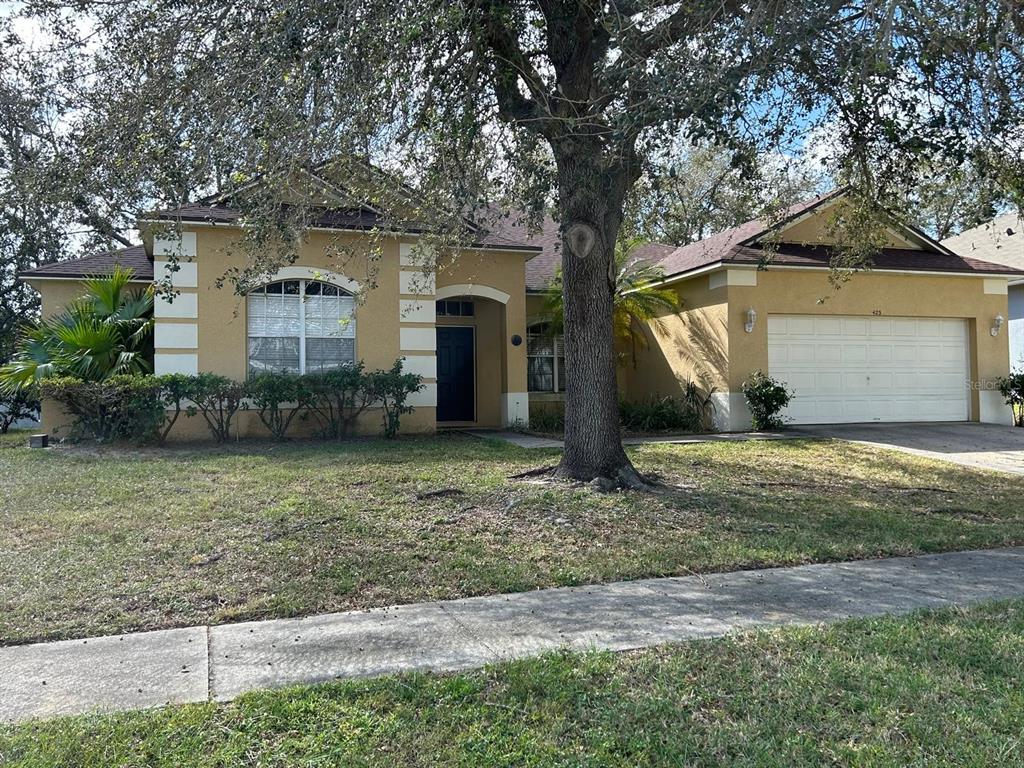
[553,143,646,488]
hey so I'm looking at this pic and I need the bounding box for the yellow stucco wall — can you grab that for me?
[26,228,530,438]
[623,275,729,400]
[774,200,922,249]
[436,248,529,400]
[726,268,1010,420]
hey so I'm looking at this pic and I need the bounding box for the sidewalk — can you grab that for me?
[462,429,801,449]
[4,547,1024,724]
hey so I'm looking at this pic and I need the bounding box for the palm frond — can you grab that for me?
[0,269,154,390]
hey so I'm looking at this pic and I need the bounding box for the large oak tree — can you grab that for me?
[12,0,1024,484]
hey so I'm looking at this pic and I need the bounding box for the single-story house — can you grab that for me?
[943,213,1024,371]
[20,181,1022,437]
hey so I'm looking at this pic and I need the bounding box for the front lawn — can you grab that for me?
[3,600,1023,766]
[2,434,1023,645]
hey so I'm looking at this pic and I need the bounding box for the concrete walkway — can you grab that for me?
[463,429,800,449]
[4,547,1024,724]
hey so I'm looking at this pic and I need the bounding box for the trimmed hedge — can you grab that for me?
[38,360,423,443]
[40,375,164,442]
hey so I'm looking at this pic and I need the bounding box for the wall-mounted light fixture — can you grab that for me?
[991,315,1005,337]
[745,308,757,333]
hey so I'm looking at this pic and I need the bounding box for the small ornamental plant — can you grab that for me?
[741,370,794,431]
[995,371,1024,427]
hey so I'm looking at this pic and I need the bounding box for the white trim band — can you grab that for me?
[400,327,437,351]
[401,355,437,380]
[154,260,198,288]
[254,265,361,294]
[400,299,436,323]
[154,353,199,376]
[154,323,198,349]
[501,392,529,426]
[154,232,197,259]
[407,382,438,407]
[154,293,198,319]
[435,283,510,305]
[399,270,436,296]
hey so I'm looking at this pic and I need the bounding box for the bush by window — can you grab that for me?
[247,279,355,375]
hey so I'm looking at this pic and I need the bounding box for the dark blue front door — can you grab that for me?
[437,326,475,422]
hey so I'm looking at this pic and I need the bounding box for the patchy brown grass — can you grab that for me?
[1,433,1023,645]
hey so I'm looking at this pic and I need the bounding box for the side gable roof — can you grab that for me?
[19,245,153,281]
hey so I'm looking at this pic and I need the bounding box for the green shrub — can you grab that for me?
[154,373,196,443]
[0,388,39,433]
[619,381,717,433]
[39,375,164,442]
[246,373,312,440]
[529,405,564,434]
[995,371,1024,427]
[620,395,699,432]
[188,373,244,442]
[303,363,374,439]
[741,370,793,431]
[365,360,423,438]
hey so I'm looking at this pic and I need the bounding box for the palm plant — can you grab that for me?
[542,237,682,367]
[0,266,153,390]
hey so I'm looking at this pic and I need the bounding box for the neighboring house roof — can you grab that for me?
[19,245,153,281]
[942,212,1024,272]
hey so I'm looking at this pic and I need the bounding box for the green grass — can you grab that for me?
[3,600,1023,766]
[2,433,1023,646]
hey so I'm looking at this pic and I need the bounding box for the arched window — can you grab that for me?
[247,279,355,374]
[527,322,566,393]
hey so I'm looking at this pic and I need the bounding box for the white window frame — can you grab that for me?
[527,322,565,394]
[247,279,355,375]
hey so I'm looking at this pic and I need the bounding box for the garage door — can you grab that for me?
[767,315,969,425]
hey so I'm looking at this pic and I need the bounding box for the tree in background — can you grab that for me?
[629,143,824,247]
[6,0,1024,485]
[0,24,148,362]
[908,163,1006,241]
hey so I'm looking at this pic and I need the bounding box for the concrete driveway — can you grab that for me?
[797,422,1024,475]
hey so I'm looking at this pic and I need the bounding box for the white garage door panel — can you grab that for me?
[768,315,969,425]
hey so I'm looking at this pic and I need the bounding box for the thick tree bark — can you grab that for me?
[553,142,646,487]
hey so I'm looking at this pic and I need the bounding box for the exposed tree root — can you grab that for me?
[508,465,558,479]
[553,462,657,492]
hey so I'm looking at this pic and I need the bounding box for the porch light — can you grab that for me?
[991,315,1005,337]
[745,308,757,333]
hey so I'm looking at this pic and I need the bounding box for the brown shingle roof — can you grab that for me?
[728,243,1024,275]
[20,245,153,280]
[148,202,541,253]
